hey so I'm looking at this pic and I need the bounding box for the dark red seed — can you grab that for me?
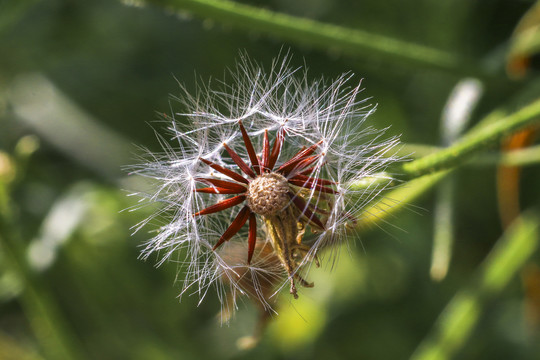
[288,178,338,194]
[261,130,270,172]
[194,178,247,192]
[194,195,246,217]
[267,127,284,171]
[223,143,256,178]
[199,158,249,184]
[287,192,326,230]
[290,174,337,186]
[213,206,251,250]
[278,141,323,174]
[238,120,261,175]
[283,155,321,177]
[195,187,245,194]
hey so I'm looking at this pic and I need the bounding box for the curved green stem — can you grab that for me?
[0,218,86,360]
[398,143,540,167]
[0,0,40,35]
[131,0,482,76]
[0,146,85,360]
[354,170,450,230]
[402,98,540,179]
[411,211,539,360]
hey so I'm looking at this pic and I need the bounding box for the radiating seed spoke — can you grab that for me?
[223,143,256,178]
[213,206,251,250]
[261,129,270,172]
[288,178,338,194]
[194,178,247,192]
[284,155,321,177]
[287,192,326,230]
[267,127,284,171]
[309,203,331,216]
[199,158,249,184]
[195,187,245,194]
[238,120,261,175]
[278,140,322,173]
[194,195,246,216]
[290,174,337,186]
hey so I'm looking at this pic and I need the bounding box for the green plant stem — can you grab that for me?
[354,170,450,230]
[402,98,540,179]
[430,176,455,281]
[493,144,540,166]
[0,332,43,360]
[0,184,85,359]
[410,211,539,360]
[398,143,540,167]
[0,0,41,35]
[134,0,482,77]
[0,222,85,360]
[395,144,441,159]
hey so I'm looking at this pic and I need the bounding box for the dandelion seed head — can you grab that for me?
[128,52,400,316]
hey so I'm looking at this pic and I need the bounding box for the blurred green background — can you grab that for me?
[1,0,540,359]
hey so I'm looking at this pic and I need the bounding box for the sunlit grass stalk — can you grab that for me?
[430,178,454,281]
[430,78,481,281]
[495,143,540,166]
[398,143,540,167]
[402,98,540,179]
[0,0,40,35]
[0,145,85,360]
[410,211,539,360]
[0,332,43,360]
[358,136,540,232]
[133,0,480,76]
[353,170,451,230]
[0,217,85,360]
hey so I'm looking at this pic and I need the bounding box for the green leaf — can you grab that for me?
[410,211,540,360]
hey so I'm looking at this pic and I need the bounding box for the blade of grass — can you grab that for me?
[0,332,43,360]
[0,142,86,360]
[431,78,482,281]
[0,0,40,35]
[410,211,540,360]
[0,218,87,360]
[9,74,133,182]
[395,143,540,167]
[130,0,484,77]
[402,97,540,179]
[497,144,540,166]
[430,177,455,281]
[354,170,451,230]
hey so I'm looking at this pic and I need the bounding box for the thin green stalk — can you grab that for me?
[430,78,479,282]
[0,332,43,360]
[0,216,85,360]
[402,98,540,179]
[132,0,482,77]
[354,170,451,230]
[430,177,454,281]
[0,0,40,35]
[411,211,539,360]
[496,144,540,166]
[395,144,441,159]
[398,143,540,167]
[0,145,85,360]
